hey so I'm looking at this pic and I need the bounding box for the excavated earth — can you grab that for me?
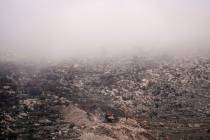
[1,55,210,140]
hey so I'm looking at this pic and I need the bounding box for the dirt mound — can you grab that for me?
[58,104,155,140]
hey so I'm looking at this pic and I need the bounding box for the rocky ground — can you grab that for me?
[1,55,210,140]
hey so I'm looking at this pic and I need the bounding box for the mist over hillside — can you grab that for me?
[1,1,210,140]
[1,0,210,62]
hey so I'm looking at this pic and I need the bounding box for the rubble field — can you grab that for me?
[1,55,210,140]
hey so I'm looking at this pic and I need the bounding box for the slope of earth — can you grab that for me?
[1,55,210,140]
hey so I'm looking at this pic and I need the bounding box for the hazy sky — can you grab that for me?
[0,0,210,59]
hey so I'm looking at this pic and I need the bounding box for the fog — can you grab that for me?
[0,0,210,61]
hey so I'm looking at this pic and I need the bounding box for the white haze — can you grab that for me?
[0,0,210,61]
